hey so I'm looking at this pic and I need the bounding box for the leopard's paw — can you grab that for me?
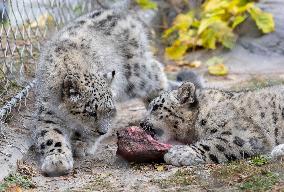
[41,153,73,176]
[164,145,204,166]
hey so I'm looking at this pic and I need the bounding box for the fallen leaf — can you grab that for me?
[155,165,165,172]
[176,60,202,68]
[164,64,180,72]
[6,185,22,192]
[208,63,228,76]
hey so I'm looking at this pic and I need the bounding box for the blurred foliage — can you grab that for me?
[73,4,84,16]
[135,0,157,9]
[206,57,229,76]
[163,0,275,60]
[239,172,279,191]
[0,173,34,192]
[249,155,269,166]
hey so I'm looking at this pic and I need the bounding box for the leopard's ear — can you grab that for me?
[63,74,81,102]
[177,81,196,104]
[103,70,116,84]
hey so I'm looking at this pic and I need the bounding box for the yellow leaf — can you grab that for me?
[198,16,221,35]
[201,28,217,49]
[203,8,226,18]
[176,60,202,68]
[173,12,194,32]
[208,64,229,76]
[155,165,165,172]
[135,0,157,9]
[163,27,177,38]
[165,40,188,60]
[203,0,229,12]
[29,13,54,28]
[248,6,275,34]
[231,15,247,29]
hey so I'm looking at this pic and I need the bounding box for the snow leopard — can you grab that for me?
[34,8,170,176]
[141,81,284,166]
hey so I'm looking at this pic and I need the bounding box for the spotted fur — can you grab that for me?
[141,82,284,166]
[34,9,169,176]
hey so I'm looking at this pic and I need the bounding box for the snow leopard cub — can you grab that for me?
[141,82,284,166]
[34,9,169,176]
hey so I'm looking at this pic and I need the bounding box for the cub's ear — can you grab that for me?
[103,70,116,84]
[63,74,81,102]
[177,81,196,104]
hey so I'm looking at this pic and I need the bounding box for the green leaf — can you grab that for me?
[201,28,217,49]
[248,6,275,33]
[135,0,157,9]
[203,0,229,12]
[163,27,177,38]
[220,32,237,49]
[198,16,221,35]
[231,15,247,29]
[165,40,188,60]
[174,12,194,31]
[208,63,229,76]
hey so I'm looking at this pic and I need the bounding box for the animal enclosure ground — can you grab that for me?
[2,73,284,191]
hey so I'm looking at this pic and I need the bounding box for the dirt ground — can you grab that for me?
[1,0,284,190]
[2,72,284,192]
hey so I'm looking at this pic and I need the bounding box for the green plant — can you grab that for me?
[163,0,275,60]
[0,173,34,192]
[152,169,196,189]
[239,172,279,191]
[250,155,269,166]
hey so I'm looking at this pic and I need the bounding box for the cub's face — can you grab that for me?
[63,71,116,134]
[141,82,198,144]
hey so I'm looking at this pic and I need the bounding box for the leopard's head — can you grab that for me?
[141,82,199,144]
[63,70,116,135]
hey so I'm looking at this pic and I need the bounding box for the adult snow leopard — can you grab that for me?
[34,8,170,176]
[141,82,284,166]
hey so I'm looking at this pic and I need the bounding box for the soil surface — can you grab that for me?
[1,0,284,190]
[2,73,284,192]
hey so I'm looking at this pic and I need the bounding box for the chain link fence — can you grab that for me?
[0,0,102,122]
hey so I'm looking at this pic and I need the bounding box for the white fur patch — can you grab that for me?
[271,144,284,160]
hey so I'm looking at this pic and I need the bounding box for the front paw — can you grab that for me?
[41,153,74,176]
[164,145,204,166]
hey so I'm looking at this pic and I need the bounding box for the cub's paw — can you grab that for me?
[164,145,205,166]
[271,144,284,160]
[41,153,74,176]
